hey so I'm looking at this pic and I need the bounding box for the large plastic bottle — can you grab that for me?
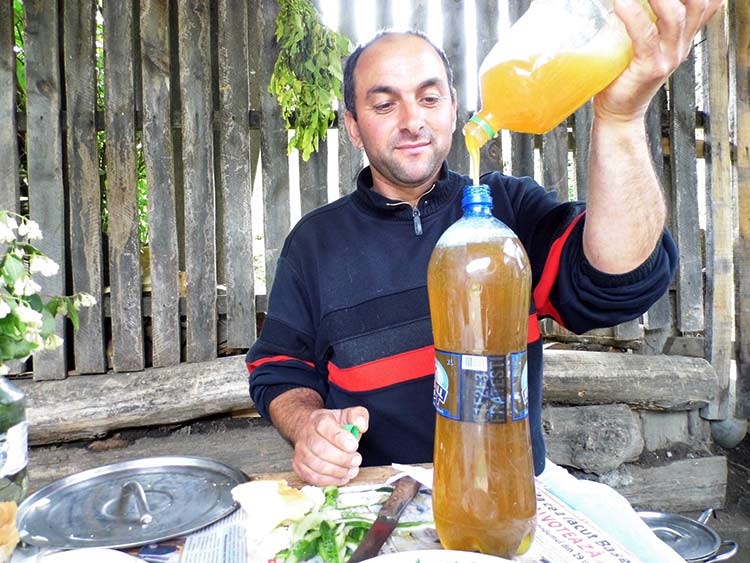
[427,185,536,558]
[464,0,656,181]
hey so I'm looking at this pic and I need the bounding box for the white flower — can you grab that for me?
[25,331,44,348]
[15,304,43,328]
[0,363,8,376]
[0,300,10,319]
[12,247,24,259]
[1,215,18,231]
[56,301,68,316]
[18,219,42,240]
[78,293,97,307]
[29,255,59,277]
[0,223,14,243]
[44,334,64,350]
[13,277,42,297]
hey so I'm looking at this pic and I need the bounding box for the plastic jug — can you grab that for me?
[464,0,654,181]
[428,185,536,558]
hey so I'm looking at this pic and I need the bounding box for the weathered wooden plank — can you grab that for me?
[140,0,181,367]
[643,87,672,331]
[0,0,20,213]
[103,0,144,372]
[543,350,717,410]
[409,0,428,31]
[337,0,361,196]
[734,0,750,419]
[376,0,392,29]
[543,404,644,474]
[178,0,217,362]
[299,147,328,215]
[24,0,66,379]
[442,0,468,176]
[18,355,252,445]
[21,350,718,447]
[27,419,294,494]
[541,121,568,201]
[63,0,106,374]
[591,456,727,513]
[702,8,733,420]
[508,0,534,179]
[475,1,502,174]
[217,0,256,349]
[669,52,703,333]
[258,0,291,292]
[573,102,592,201]
[338,0,364,195]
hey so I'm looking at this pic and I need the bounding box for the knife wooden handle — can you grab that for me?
[381,476,421,521]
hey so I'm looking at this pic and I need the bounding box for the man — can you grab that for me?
[248,0,722,486]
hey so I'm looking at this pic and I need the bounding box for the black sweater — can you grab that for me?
[247,163,677,475]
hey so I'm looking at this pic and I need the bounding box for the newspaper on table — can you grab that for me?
[181,480,641,563]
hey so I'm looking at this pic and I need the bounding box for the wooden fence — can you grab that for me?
[0,0,748,422]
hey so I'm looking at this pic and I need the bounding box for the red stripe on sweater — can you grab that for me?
[246,355,315,374]
[328,345,435,392]
[532,212,585,326]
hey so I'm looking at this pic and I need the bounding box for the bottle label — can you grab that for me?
[434,350,528,423]
[0,421,29,478]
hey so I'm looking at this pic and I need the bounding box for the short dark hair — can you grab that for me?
[343,30,456,121]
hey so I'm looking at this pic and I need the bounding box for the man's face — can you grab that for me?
[345,35,457,192]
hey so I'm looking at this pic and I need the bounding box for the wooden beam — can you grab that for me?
[734,0,750,419]
[543,350,717,409]
[702,7,734,420]
[19,350,718,447]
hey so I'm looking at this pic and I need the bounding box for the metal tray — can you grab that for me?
[17,456,247,549]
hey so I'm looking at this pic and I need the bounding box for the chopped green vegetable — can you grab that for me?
[323,485,339,508]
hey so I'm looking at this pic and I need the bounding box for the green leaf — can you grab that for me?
[67,300,80,331]
[27,294,44,312]
[3,255,25,286]
[317,521,340,563]
[40,307,55,338]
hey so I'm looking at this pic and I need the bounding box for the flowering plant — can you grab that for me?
[0,211,95,375]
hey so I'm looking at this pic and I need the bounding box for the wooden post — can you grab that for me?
[25,0,67,379]
[442,0,468,176]
[337,0,362,196]
[669,52,703,334]
[141,0,181,366]
[104,0,145,372]
[64,0,107,374]
[410,0,428,31]
[541,122,568,202]
[0,0,20,214]
[376,0,392,29]
[573,103,593,202]
[217,0,256,349]
[734,0,750,419]
[508,0,534,179]
[702,7,733,420]
[178,0,218,363]
[257,0,291,292]
[475,1,501,173]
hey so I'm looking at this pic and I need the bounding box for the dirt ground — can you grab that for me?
[711,433,750,562]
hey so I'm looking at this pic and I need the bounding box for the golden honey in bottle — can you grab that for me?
[428,185,536,558]
[464,0,656,165]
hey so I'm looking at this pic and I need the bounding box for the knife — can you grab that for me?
[346,476,422,563]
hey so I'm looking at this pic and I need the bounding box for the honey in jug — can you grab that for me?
[427,185,536,558]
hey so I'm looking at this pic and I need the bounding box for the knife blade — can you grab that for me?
[346,476,421,563]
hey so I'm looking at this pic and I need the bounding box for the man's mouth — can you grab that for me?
[396,140,430,151]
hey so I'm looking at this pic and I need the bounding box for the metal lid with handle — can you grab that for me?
[17,456,247,550]
[639,508,738,563]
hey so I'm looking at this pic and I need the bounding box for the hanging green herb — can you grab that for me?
[270,0,351,161]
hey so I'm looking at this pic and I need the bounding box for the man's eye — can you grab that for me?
[422,96,441,106]
[374,102,394,112]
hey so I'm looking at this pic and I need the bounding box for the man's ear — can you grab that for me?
[344,110,364,149]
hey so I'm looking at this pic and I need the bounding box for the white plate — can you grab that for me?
[364,550,513,563]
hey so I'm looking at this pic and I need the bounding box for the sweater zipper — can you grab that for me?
[385,183,435,236]
[412,207,423,236]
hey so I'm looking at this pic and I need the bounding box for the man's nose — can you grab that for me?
[400,99,425,134]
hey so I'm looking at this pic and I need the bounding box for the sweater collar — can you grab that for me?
[350,162,464,219]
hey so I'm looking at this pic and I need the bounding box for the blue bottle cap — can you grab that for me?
[462,184,493,209]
